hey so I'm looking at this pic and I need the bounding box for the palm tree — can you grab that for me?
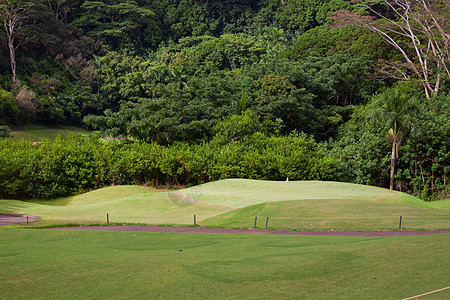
[368,85,419,190]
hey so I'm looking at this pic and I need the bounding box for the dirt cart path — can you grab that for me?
[51,225,450,236]
[0,213,40,225]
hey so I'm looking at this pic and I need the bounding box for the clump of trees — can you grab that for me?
[331,86,449,200]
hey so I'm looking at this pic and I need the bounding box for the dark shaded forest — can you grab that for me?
[0,0,448,200]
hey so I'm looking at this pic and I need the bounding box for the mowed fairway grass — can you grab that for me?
[1,180,449,299]
[1,179,449,230]
[0,228,449,300]
[10,125,92,140]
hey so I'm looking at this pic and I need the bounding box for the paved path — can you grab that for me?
[51,225,450,236]
[0,213,40,225]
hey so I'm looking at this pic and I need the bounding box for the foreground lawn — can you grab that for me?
[1,180,448,230]
[0,228,449,299]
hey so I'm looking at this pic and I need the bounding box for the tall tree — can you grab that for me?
[368,85,418,190]
[0,0,32,86]
[331,0,450,98]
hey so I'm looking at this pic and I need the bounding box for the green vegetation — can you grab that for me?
[203,199,450,230]
[10,125,91,140]
[0,1,449,199]
[0,133,338,199]
[1,180,448,231]
[0,228,449,299]
[331,89,450,200]
[433,199,450,209]
[1,3,448,298]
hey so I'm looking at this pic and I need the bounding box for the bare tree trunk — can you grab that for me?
[390,135,397,190]
[7,30,17,85]
[1,0,32,87]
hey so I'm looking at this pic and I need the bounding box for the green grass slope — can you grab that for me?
[178,179,433,207]
[180,179,449,230]
[433,198,450,209]
[1,228,449,299]
[10,125,91,140]
[0,185,232,225]
[1,180,448,230]
[32,185,155,206]
[201,199,449,230]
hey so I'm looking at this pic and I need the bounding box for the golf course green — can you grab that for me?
[0,228,449,299]
[1,179,448,230]
[1,179,449,299]
[10,125,92,140]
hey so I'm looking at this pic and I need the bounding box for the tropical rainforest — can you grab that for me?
[0,0,448,200]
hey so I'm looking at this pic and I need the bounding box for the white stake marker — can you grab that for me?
[402,286,450,300]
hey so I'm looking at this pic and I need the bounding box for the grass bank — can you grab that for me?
[10,125,92,140]
[1,180,448,231]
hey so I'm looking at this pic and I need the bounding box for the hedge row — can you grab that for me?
[0,133,339,199]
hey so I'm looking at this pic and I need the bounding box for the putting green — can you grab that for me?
[178,179,433,207]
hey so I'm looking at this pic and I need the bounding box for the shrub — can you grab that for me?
[0,126,11,138]
[0,132,340,200]
[0,89,17,125]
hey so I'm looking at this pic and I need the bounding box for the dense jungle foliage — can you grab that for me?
[0,0,448,200]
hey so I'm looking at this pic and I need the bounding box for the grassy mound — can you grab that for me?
[10,125,92,140]
[31,185,155,206]
[1,180,448,230]
[178,179,448,230]
[178,179,431,207]
[201,198,449,230]
[0,185,231,225]
[433,199,450,209]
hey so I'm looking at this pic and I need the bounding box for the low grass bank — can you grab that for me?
[433,199,450,209]
[10,125,92,140]
[177,179,435,208]
[1,180,448,231]
[0,193,231,226]
[201,198,450,231]
[0,228,449,299]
